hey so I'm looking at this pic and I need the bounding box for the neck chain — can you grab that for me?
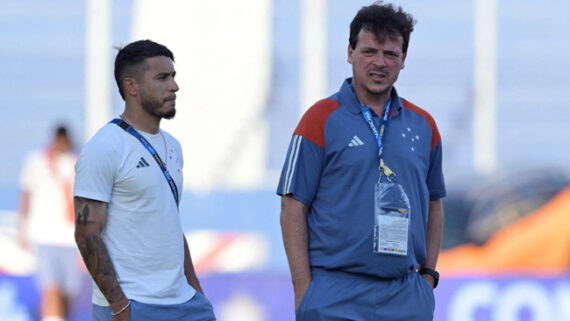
[121,113,168,166]
[158,130,168,166]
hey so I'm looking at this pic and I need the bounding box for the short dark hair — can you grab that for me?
[349,1,416,53]
[114,40,175,100]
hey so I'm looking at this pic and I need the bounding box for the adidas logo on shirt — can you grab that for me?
[136,157,150,168]
[348,135,364,147]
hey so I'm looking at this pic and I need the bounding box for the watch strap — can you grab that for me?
[419,268,439,288]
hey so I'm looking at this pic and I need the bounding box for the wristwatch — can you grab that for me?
[419,268,439,288]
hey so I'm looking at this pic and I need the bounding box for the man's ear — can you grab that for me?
[347,43,354,64]
[401,52,407,70]
[123,77,138,97]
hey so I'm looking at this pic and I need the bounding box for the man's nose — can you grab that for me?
[372,53,386,67]
[170,79,179,92]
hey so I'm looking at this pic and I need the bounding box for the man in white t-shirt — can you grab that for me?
[74,40,215,321]
[19,125,82,321]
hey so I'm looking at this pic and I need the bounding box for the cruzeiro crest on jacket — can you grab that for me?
[167,147,182,173]
[401,127,421,152]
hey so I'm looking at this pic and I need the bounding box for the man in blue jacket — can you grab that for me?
[277,3,446,320]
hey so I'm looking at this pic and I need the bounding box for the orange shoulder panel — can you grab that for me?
[293,99,340,148]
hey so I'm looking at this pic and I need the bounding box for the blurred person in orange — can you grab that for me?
[18,125,83,321]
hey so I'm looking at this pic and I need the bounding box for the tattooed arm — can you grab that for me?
[74,197,130,320]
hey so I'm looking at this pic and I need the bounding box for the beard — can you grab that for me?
[140,91,176,119]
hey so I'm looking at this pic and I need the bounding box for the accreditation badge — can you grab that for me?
[373,172,411,256]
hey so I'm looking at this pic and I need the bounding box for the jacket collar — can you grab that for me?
[340,78,403,116]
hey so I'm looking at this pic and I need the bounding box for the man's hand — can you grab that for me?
[112,306,130,321]
[421,273,435,289]
[111,298,131,321]
[294,279,312,310]
[17,234,29,251]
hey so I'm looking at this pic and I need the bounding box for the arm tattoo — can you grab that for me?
[76,203,91,226]
[74,199,124,304]
[77,234,125,304]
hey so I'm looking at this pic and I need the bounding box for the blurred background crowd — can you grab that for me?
[1,0,569,320]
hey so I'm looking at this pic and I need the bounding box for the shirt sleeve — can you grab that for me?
[276,98,339,206]
[73,133,117,203]
[276,135,324,206]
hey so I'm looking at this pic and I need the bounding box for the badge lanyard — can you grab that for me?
[110,118,179,208]
[350,85,409,256]
[351,83,392,175]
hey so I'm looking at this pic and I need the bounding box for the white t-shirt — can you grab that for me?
[74,122,195,306]
[20,149,77,246]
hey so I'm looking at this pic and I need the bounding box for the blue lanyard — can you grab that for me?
[110,119,179,208]
[351,84,392,159]
[360,101,391,159]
